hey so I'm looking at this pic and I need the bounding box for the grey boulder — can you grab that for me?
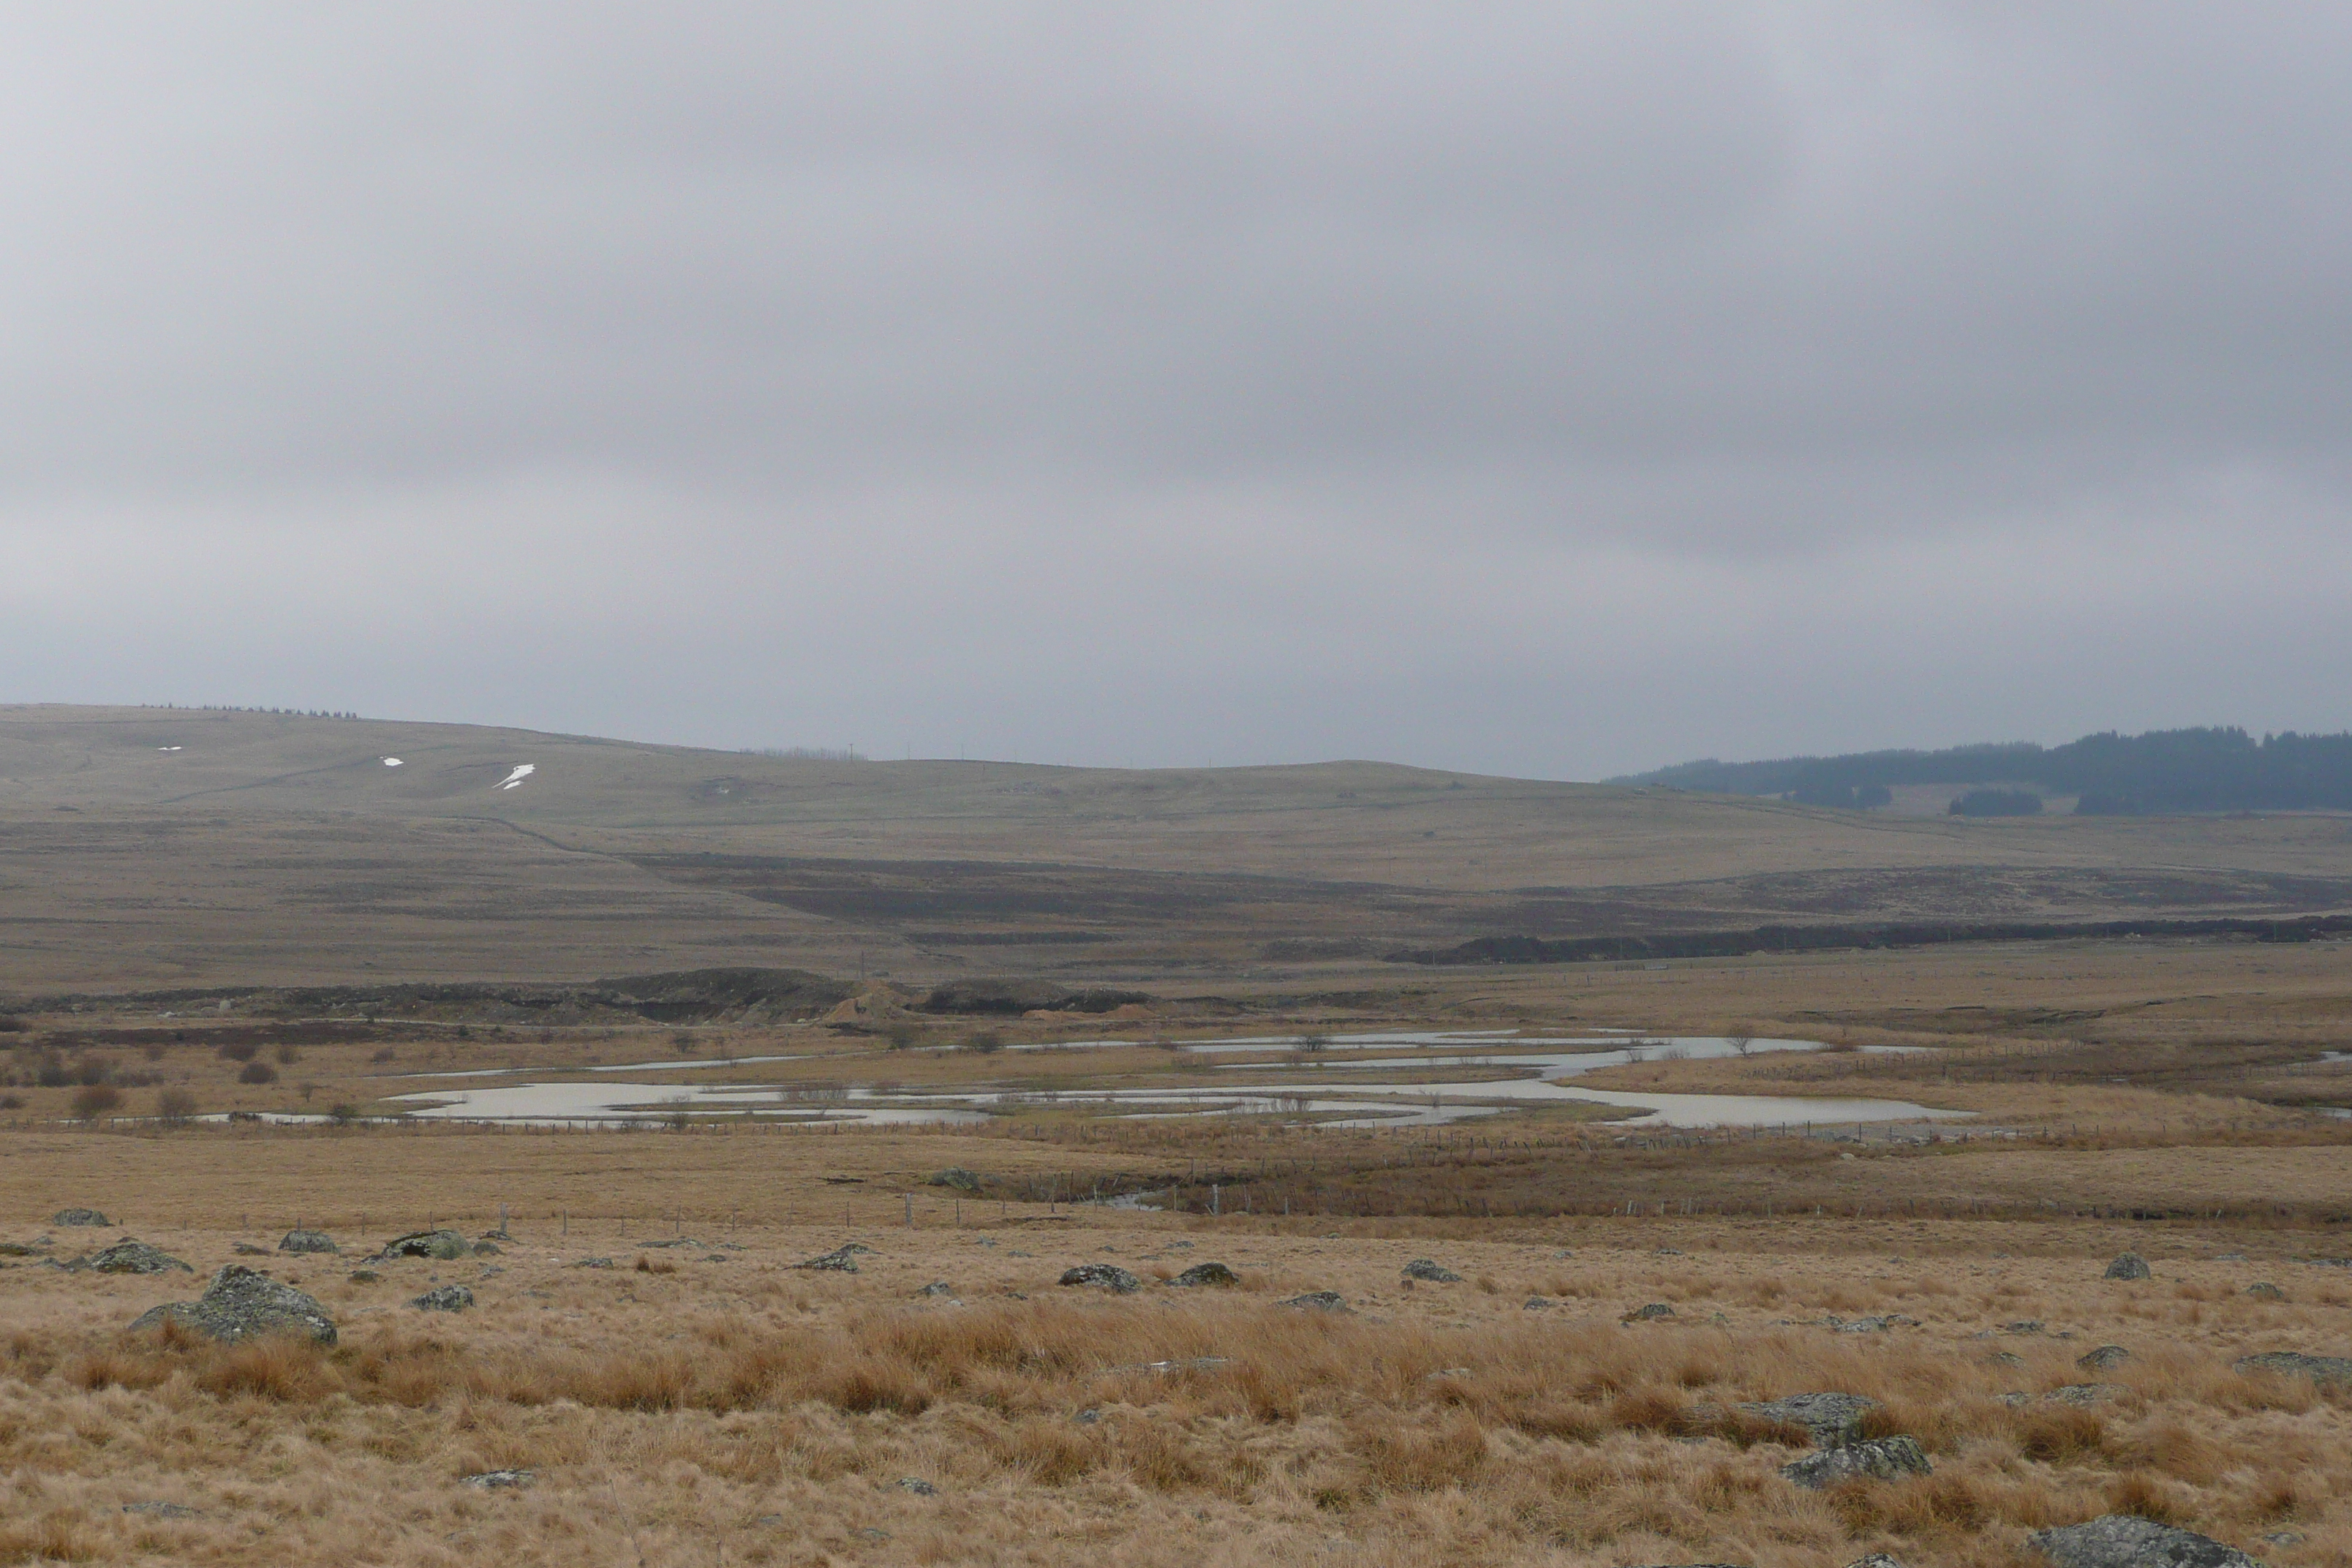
[2027,1514,2265,1567]
[2234,1351,2352,1384]
[2103,1252,2152,1281]
[793,1245,863,1273]
[1166,1261,1239,1288]
[131,1264,337,1344]
[278,1228,339,1254]
[1059,1263,1140,1293]
[1780,1436,1930,1489]
[1401,1258,1461,1283]
[411,1284,475,1312]
[1738,1391,1882,1448]
[372,1229,471,1262]
[1281,1290,1349,1312]
[2076,1344,2130,1371]
[52,1207,110,1226]
[91,1240,194,1275]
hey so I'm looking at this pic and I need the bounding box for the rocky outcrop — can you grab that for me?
[2103,1253,2152,1281]
[410,1284,474,1312]
[1780,1435,1930,1489]
[1738,1392,1882,1448]
[927,1168,981,1192]
[1058,1263,1140,1293]
[2076,1345,2130,1371]
[1626,1303,1676,1321]
[1281,1290,1349,1312]
[1402,1259,1461,1283]
[793,1245,867,1273]
[1166,1262,1238,1288]
[278,1229,339,1254]
[2234,1351,2352,1384]
[2027,1514,2265,1567]
[90,1240,193,1275]
[131,1264,337,1343]
[370,1229,471,1262]
[51,1207,110,1226]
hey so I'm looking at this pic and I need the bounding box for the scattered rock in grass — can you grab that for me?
[2245,1283,2285,1300]
[1059,1263,1140,1293]
[1074,1407,1101,1425]
[471,1240,501,1256]
[897,1477,937,1496]
[1115,1357,1232,1376]
[411,1284,474,1312]
[2103,1252,2152,1281]
[132,1264,337,1343]
[1991,1351,2026,1366]
[2234,1351,2352,1384]
[916,1281,954,1297]
[370,1229,470,1262]
[1998,1392,2029,1406]
[1738,1392,1882,1448]
[347,1270,380,1283]
[1806,1313,1918,1333]
[51,1207,110,1227]
[277,1229,339,1254]
[2045,1383,2127,1407]
[1166,1262,1238,1288]
[638,1237,701,1249]
[121,1502,200,1519]
[1281,1291,1349,1312]
[928,1167,981,1192]
[91,1240,193,1275]
[2026,1512,2265,1567]
[1523,1297,1553,1310]
[460,1469,532,1489]
[2001,1320,2046,1335]
[570,1257,614,1269]
[1780,1436,1931,1489]
[2076,1344,2131,1371]
[1166,1241,1192,1250]
[794,1246,864,1273]
[1844,1557,1907,1568]
[1401,1259,1462,1283]
[1626,1303,1676,1321]
[231,1243,271,1256]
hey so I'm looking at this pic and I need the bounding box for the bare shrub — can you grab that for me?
[217,1042,257,1063]
[237,1061,277,1085]
[69,1082,122,1121]
[155,1088,197,1125]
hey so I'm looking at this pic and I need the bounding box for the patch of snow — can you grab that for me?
[157,746,182,752]
[382,757,404,767]
[495,764,535,791]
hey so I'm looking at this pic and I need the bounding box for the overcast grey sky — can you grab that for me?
[4,4,2348,777]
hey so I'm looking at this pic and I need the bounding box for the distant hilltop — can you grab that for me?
[1611,727,2352,815]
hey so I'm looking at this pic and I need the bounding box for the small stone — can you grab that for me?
[1780,1436,1931,1489]
[1401,1258,1462,1283]
[1281,1290,1349,1312]
[411,1284,475,1312]
[1738,1392,1882,1448]
[277,1229,339,1255]
[2234,1350,2352,1384]
[51,1207,110,1227]
[1523,1297,1553,1310]
[121,1501,200,1519]
[2027,1513,2264,1567]
[794,1246,863,1273]
[1058,1263,1140,1293]
[897,1477,937,1496]
[1627,1303,1676,1321]
[1997,1392,2029,1407]
[1074,1407,1101,1424]
[570,1257,614,1269]
[2076,1344,2130,1371]
[2002,1320,2046,1335]
[1844,1556,1907,1568]
[231,1243,271,1256]
[1991,1351,2026,1366]
[347,1270,380,1284]
[131,1264,337,1344]
[2044,1383,2127,1407]
[90,1240,194,1275]
[2245,1283,2285,1300]
[2103,1252,2152,1281]
[460,1469,532,1489]
[916,1281,954,1297]
[1166,1262,1239,1288]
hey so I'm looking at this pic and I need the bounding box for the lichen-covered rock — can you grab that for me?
[570,1257,614,1269]
[2103,1252,2152,1281]
[410,1284,475,1312]
[927,1168,981,1192]
[131,1264,336,1343]
[471,1240,501,1256]
[371,1229,470,1262]
[1627,1303,1676,1321]
[1166,1261,1238,1288]
[2046,1383,2128,1407]
[1738,1392,1883,1448]
[51,1207,110,1227]
[91,1240,193,1275]
[2076,1344,2131,1371]
[231,1243,271,1256]
[1401,1258,1462,1283]
[277,1229,339,1255]
[794,1246,863,1273]
[2245,1283,2285,1300]
[461,1469,532,1489]
[2026,1513,2265,1567]
[1281,1290,1348,1312]
[2234,1351,2352,1384]
[1059,1263,1140,1293]
[1780,1436,1931,1489]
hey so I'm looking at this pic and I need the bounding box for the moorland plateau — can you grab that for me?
[0,704,2347,1567]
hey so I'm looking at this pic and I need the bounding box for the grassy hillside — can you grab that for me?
[5,705,2352,992]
